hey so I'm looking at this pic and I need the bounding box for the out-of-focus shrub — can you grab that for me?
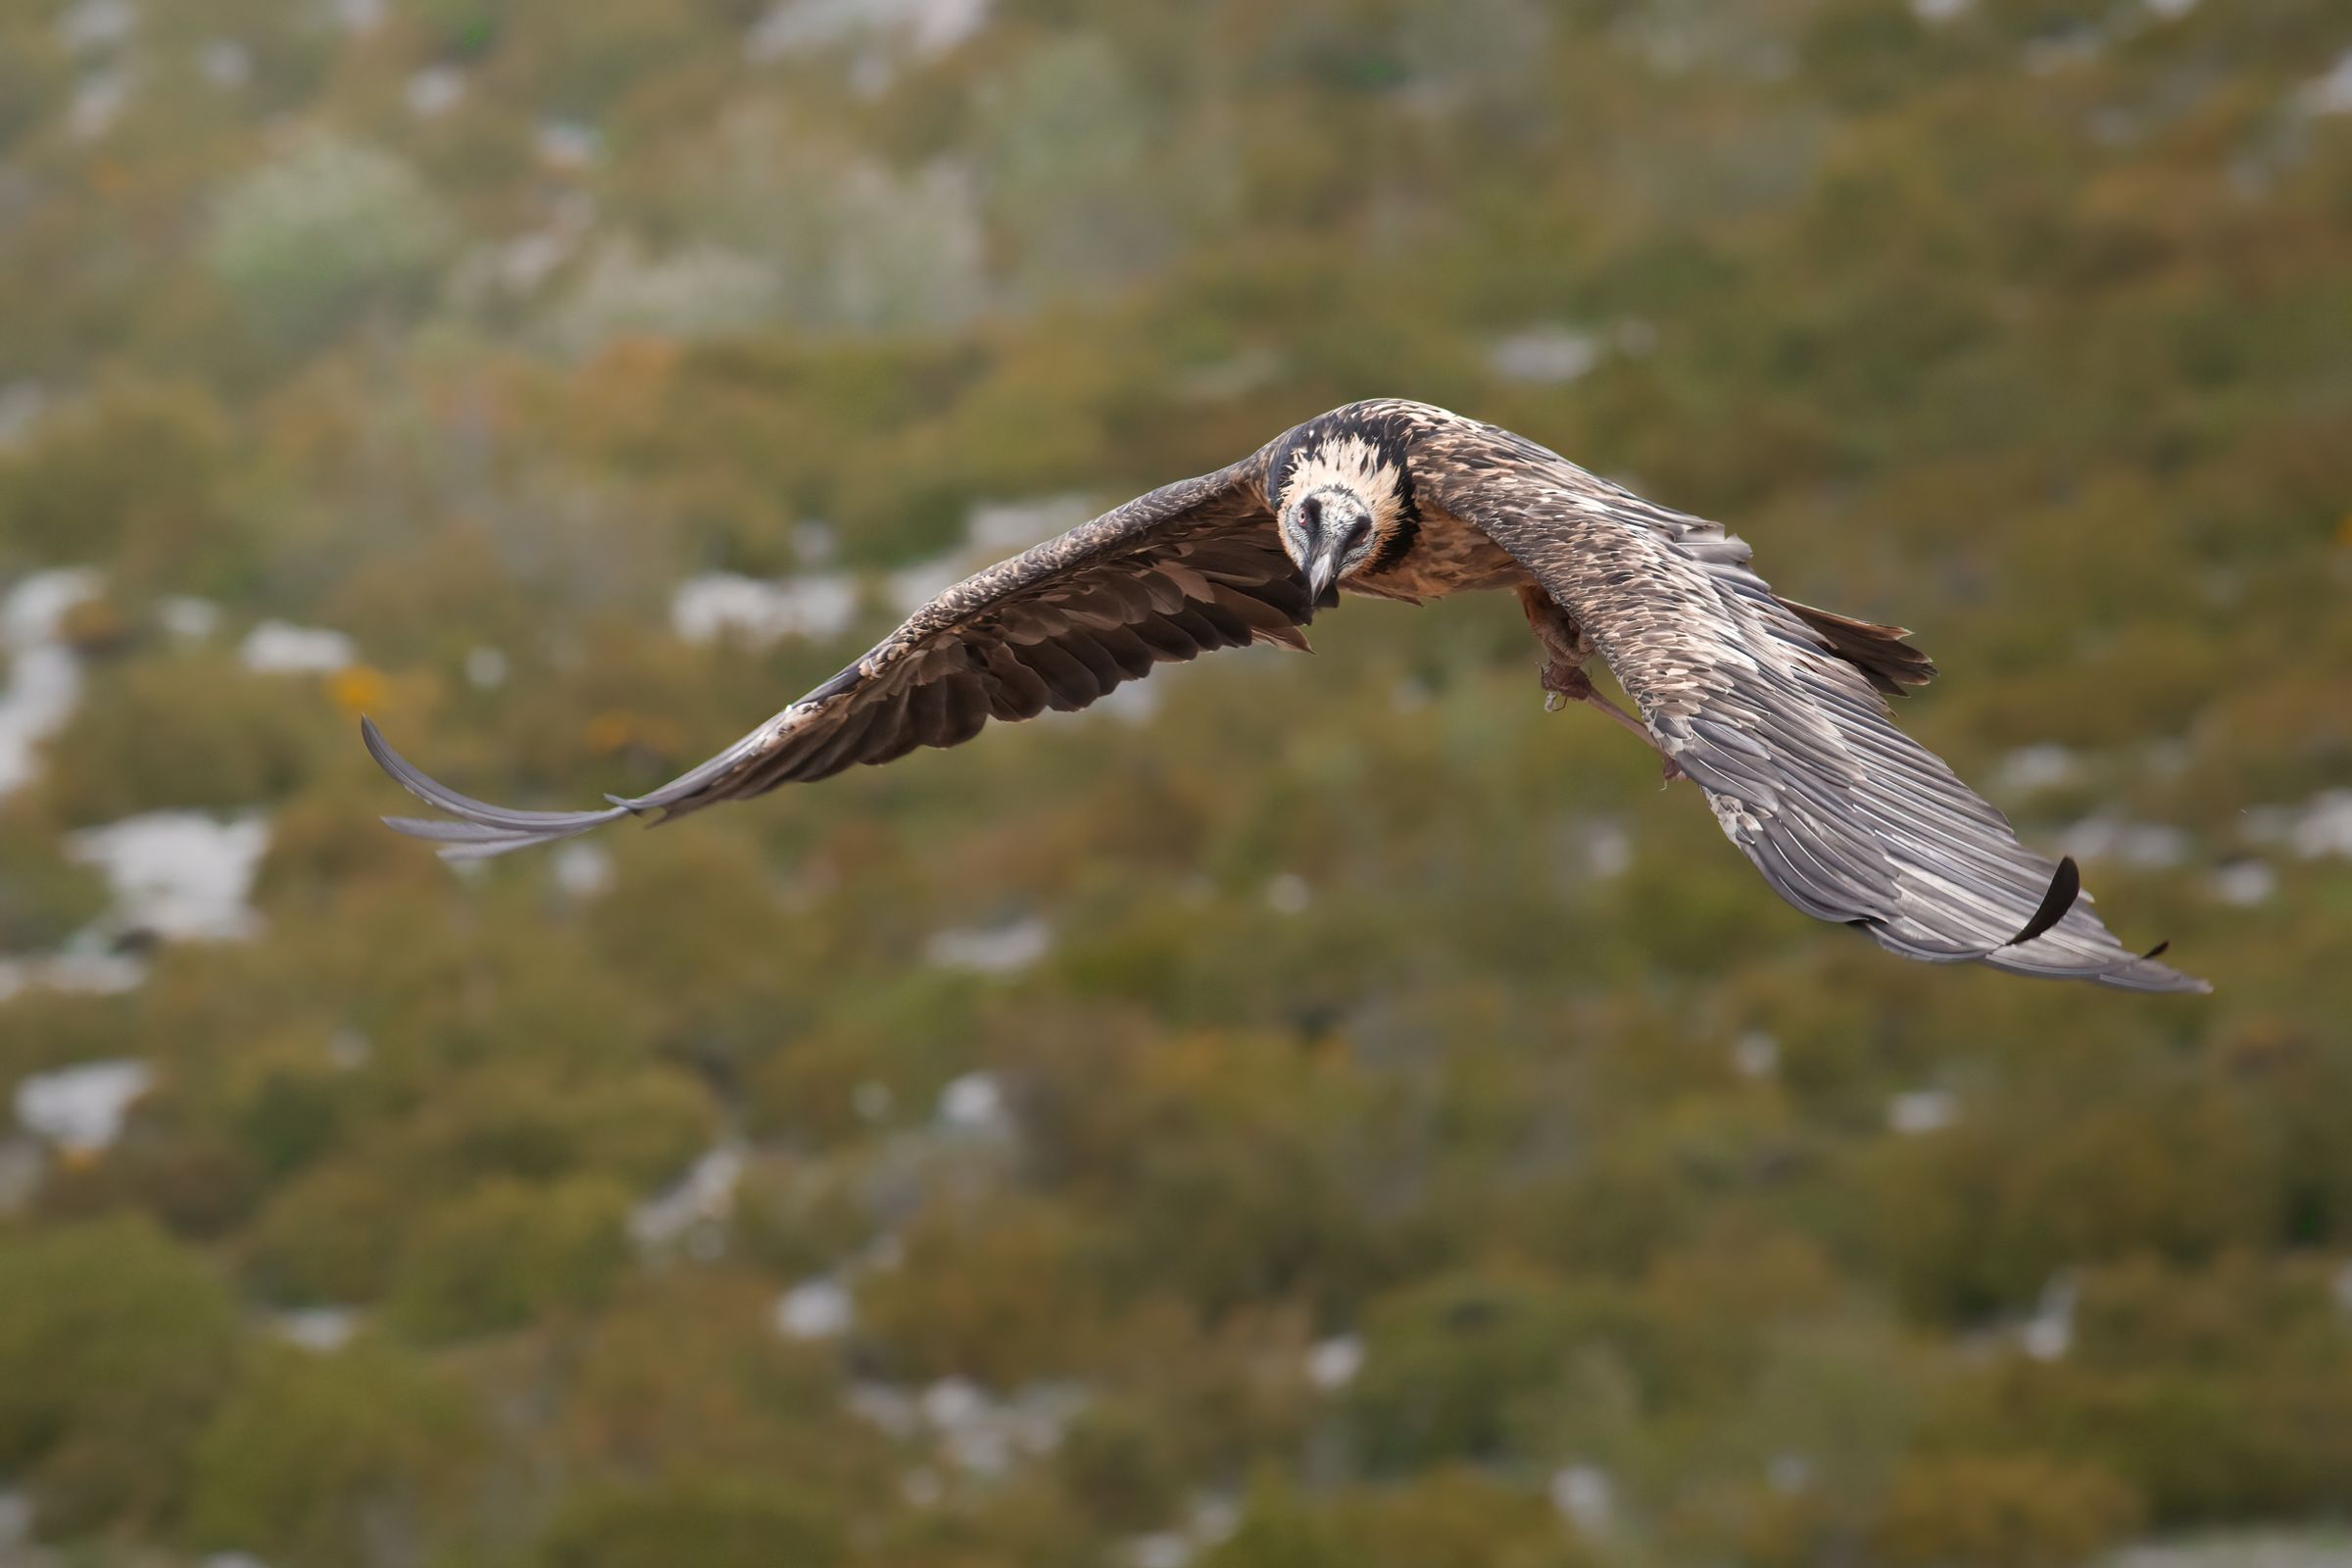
[1054,1398,1186,1534]
[1929,1356,2352,1528]
[545,239,786,359]
[385,1175,631,1342]
[553,1273,870,1483]
[1343,1267,1588,1471]
[0,379,238,589]
[203,135,455,346]
[37,653,336,827]
[1873,1086,2278,1323]
[535,1479,845,1568]
[0,1219,236,1533]
[185,1344,483,1565]
[1206,1469,1596,1568]
[0,809,107,948]
[247,1160,416,1304]
[395,1063,718,1191]
[855,1194,1104,1385]
[1869,1453,2142,1568]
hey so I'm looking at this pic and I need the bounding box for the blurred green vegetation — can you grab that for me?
[2,0,2350,1565]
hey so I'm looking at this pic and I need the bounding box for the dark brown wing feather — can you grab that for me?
[1405,409,2206,995]
[367,456,1304,859]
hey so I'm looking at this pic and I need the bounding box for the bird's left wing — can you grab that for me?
[367,455,1306,858]
[1414,416,2207,994]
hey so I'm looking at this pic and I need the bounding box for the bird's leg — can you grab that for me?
[1518,585,1683,783]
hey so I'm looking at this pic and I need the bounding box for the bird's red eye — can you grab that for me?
[1299,496,1323,528]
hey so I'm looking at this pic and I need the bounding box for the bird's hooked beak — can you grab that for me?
[1302,544,1345,615]
[1286,485,1373,619]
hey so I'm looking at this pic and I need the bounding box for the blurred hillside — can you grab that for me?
[3,1,2351,1565]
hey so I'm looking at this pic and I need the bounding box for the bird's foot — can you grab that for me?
[1540,660,1594,712]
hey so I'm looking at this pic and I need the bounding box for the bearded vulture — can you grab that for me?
[365,399,2206,994]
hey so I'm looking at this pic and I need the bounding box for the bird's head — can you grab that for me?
[1280,485,1380,612]
[1274,429,1415,613]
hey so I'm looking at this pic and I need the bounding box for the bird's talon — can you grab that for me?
[1540,660,1592,701]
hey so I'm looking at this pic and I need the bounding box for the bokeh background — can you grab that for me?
[3,1,2350,1565]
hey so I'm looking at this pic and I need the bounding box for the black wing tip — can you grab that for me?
[2004,856,2083,949]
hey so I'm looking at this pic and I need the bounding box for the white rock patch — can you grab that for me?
[628,1141,746,1251]
[925,920,1052,977]
[1887,1089,1956,1136]
[15,1059,153,1153]
[775,1276,856,1341]
[239,619,356,675]
[672,572,860,646]
[1305,1334,1364,1392]
[68,810,270,943]
[1490,326,1600,386]
[0,568,102,799]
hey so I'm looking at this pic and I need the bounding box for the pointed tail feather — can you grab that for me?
[1778,598,1938,697]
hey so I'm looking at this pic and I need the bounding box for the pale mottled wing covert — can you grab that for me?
[1415,418,2206,994]
[367,457,1305,858]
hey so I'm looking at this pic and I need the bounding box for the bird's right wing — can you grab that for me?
[1417,417,2206,994]
[368,454,1310,858]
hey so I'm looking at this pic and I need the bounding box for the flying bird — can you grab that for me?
[366,399,2206,994]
